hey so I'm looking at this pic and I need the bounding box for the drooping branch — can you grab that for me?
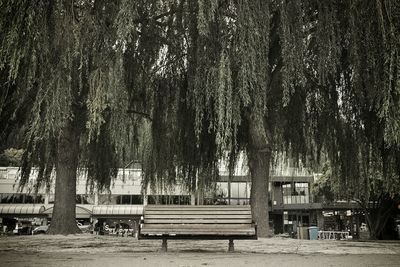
[127,109,153,121]
[133,8,179,25]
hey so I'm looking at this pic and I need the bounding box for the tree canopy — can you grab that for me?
[0,0,399,236]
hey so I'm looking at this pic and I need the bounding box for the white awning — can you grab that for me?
[92,205,143,217]
[0,204,46,215]
[43,205,93,219]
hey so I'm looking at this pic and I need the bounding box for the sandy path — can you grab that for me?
[0,235,399,266]
[1,251,400,267]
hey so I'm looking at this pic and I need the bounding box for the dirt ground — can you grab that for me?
[0,235,399,267]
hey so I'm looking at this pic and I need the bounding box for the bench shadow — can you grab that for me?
[173,248,228,253]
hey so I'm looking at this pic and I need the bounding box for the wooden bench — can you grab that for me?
[138,205,257,252]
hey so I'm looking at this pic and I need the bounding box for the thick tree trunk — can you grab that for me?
[47,120,81,235]
[365,199,397,240]
[248,116,271,238]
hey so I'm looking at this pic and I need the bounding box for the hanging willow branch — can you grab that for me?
[126,109,153,121]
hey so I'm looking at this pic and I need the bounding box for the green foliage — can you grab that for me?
[1,0,399,201]
[197,0,218,36]
[112,0,400,198]
[0,148,24,166]
[0,1,130,193]
[280,0,306,105]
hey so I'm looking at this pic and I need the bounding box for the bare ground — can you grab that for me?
[0,235,399,267]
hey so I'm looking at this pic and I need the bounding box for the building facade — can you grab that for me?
[0,165,362,237]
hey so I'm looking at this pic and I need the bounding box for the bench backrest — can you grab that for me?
[143,205,253,225]
[140,205,256,238]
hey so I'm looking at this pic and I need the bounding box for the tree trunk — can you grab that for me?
[248,115,271,238]
[366,200,396,240]
[47,120,81,235]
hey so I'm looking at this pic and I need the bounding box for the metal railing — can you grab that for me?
[318,230,350,240]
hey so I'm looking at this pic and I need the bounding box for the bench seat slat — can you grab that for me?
[142,226,254,232]
[141,229,255,234]
[144,219,253,224]
[145,206,250,210]
[142,223,253,229]
[141,230,256,235]
[145,210,252,215]
[144,214,252,219]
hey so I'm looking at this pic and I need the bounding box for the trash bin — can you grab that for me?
[308,226,319,240]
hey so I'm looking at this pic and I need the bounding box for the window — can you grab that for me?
[175,195,190,205]
[76,194,95,204]
[282,182,309,204]
[0,193,19,203]
[24,194,44,204]
[295,183,309,204]
[216,182,228,197]
[201,181,251,205]
[0,169,7,179]
[99,194,120,205]
[238,183,248,198]
[147,195,190,205]
[131,195,143,204]
[0,193,44,204]
[121,195,131,204]
[231,183,239,198]
[98,194,144,205]
[76,195,82,204]
[215,182,250,205]
[282,183,291,204]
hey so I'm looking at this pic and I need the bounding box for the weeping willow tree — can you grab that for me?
[2,0,398,237]
[115,0,400,238]
[275,0,400,239]
[308,0,400,239]
[114,0,298,237]
[0,0,134,234]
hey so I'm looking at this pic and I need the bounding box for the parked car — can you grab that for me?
[32,225,49,235]
[78,224,92,233]
[32,223,92,234]
[13,223,33,235]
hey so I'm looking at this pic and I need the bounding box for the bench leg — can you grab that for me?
[161,238,168,252]
[228,239,234,252]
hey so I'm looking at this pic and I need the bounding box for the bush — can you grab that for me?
[0,148,23,166]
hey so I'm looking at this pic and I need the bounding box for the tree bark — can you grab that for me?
[248,115,271,238]
[366,199,396,240]
[47,120,81,235]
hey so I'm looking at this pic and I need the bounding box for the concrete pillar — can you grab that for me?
[143,195,148,206]
[191,194,196,205]
[94,192,99,205]
[44,194,49,205]
[349,215,354,237]
[197,190,204,205]
[355,213,360,239]
[317,211,324,230]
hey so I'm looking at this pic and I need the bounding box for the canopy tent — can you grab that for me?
[0,204,46,217]
[43,205,93,219]
[0,204,144,219]
[92,205,143,217]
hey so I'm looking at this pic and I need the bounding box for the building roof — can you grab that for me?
[0,204,46,215]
